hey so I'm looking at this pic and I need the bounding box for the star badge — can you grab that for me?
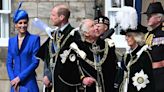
[132,69,150,91]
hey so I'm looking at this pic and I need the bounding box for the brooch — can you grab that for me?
[69,54,76,62]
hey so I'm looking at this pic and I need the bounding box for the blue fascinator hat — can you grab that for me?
[13,2,29,24]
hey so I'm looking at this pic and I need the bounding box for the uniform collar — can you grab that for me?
[150,23,162,33]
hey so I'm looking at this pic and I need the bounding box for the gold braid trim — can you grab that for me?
[53,31,73,64]
[145,33,153,46]
[119,47,149,92]
[83,41,109,69]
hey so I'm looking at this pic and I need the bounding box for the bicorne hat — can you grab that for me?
[143,2,164,15]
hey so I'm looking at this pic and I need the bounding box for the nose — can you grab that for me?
[20,23,27,29]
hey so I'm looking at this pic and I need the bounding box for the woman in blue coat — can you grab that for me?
[6,2,40,92]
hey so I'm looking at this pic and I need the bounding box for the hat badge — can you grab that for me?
[99,18,103,23]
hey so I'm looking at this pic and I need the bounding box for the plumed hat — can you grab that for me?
[143,2,164,15]
[94,16,110,28]
[120,23,148,35]
[13,2,29,24]
[116,6,138,31]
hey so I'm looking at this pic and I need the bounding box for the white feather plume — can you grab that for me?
[116,6,138,31]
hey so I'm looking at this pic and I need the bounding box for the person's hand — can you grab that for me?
[14,85,19,92]
[10,77,20,91]
[43,76,52,87]
[82,77,96,86]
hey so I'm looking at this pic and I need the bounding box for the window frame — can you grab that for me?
[0,0,11,47]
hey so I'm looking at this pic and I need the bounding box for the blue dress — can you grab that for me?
[6,32,40,92]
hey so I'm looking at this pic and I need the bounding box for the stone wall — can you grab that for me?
[10,0,97,39]
[1,0,100,91]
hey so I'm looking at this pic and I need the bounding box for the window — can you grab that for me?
[0,0,2,10]
[105,0,136,48]
[125,0,135,7]
[0,0,11,47]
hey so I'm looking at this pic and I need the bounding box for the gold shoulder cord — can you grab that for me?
[145,32,153,46]
[162,22,164,31]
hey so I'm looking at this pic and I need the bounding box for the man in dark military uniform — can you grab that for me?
[36,4,83,92]
[70,17,117,92]
[144,2,164,92]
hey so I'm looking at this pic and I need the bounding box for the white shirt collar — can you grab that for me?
[126,44,138,54]
[60,23,69,32]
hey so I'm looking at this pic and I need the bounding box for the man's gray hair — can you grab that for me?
[79,20,89,33]
[78,19,93,41]
[156,13,164,21]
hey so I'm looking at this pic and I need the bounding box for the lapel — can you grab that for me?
[16,32,30,55]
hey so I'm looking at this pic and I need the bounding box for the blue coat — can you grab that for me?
[6,32,40,92]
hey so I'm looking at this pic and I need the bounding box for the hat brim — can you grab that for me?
[120,30,126,35]
[141,12,148,14]
[120,30,139,35]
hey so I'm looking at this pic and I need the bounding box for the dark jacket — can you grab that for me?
[118,45,155,92]
[37,24,84,92]
[145,23,164,92]
[74,38,117,92]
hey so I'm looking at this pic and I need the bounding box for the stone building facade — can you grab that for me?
[0,0,103,91]
[0,0,163,91]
